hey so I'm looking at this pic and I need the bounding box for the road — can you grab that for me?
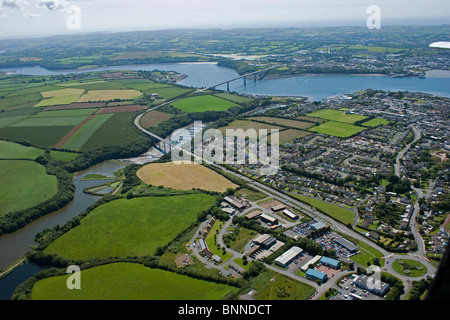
[133,100,437,299]
[394,124,421,177]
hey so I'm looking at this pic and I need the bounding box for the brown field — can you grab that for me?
[277,129,312,144]
[136,162,238,192]
[140,110,172,128]
[96,105,146,114]
[295,115,326,123]
[246,117,315,130]
[44,102,104,111]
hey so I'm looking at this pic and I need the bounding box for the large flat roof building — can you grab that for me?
[320,256,341,269]
[282,209,299,220]
[306,268,327,283]
[334,237,358,253]
[274,246,303,267]
[354,274,390,296]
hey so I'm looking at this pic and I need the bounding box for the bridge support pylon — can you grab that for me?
[227,82,230,91]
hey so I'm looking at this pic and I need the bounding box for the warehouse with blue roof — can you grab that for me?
[320,256,341,269]
[305,268,327,283]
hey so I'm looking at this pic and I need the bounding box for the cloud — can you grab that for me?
[23,11,41,17]
[0,0,28,10]
[38,0,72,13]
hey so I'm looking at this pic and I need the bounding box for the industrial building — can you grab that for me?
[282,209,299,220]
[260,213,278,225]
[354,274,390,296]
[252,234,277,249]
[300,255,322,271]
[274,246,303,267]
[305,268,327,283]
[245,210,262,220]
[271,204,286,212]
[224,196,246,210]
[334,237,358,253]
[320,256,341,269]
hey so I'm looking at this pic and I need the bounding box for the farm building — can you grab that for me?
[354,274,390,296]
[245,210,262,220]
[320,256,341,269]
[282,209,299,220]
[224,196,246,209]
[260,213,278,225]
[334,237,358,253]
[274,246,303,267]
[271,204,286,212]
[221,207,235,215]
[305,268,327,283]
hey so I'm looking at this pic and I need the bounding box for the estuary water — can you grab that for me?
[1,63,450,100]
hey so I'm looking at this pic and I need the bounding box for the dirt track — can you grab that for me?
[54,115,95,149]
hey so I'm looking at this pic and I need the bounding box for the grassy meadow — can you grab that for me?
[0,160,58,215]
[306,109,368,124]
[308,121,365,138]
[292,193,354,225]
[172,95,237,112]
[31,262,237,300]
[44,194,216,260]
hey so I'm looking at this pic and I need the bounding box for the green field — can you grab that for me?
[0,126,73,148]
[33,109,96,118]
[8,109,95,128]
[0,160,58,215]
[361,118,390,127]
[172,95,237,112]
[0,140,44,159]
[251,269,316,300]
[81,112,142,149]
[0,115,29,128]
[306,109,368,124]
[308,121,365,138]
[292,194,354,225]
[44,194,216,260]
[145,86,193,100]
[62,114,114,150]
[213,93,253,104]
[32,262,236,300]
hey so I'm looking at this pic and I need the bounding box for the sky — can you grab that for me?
[0,0,449,38]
